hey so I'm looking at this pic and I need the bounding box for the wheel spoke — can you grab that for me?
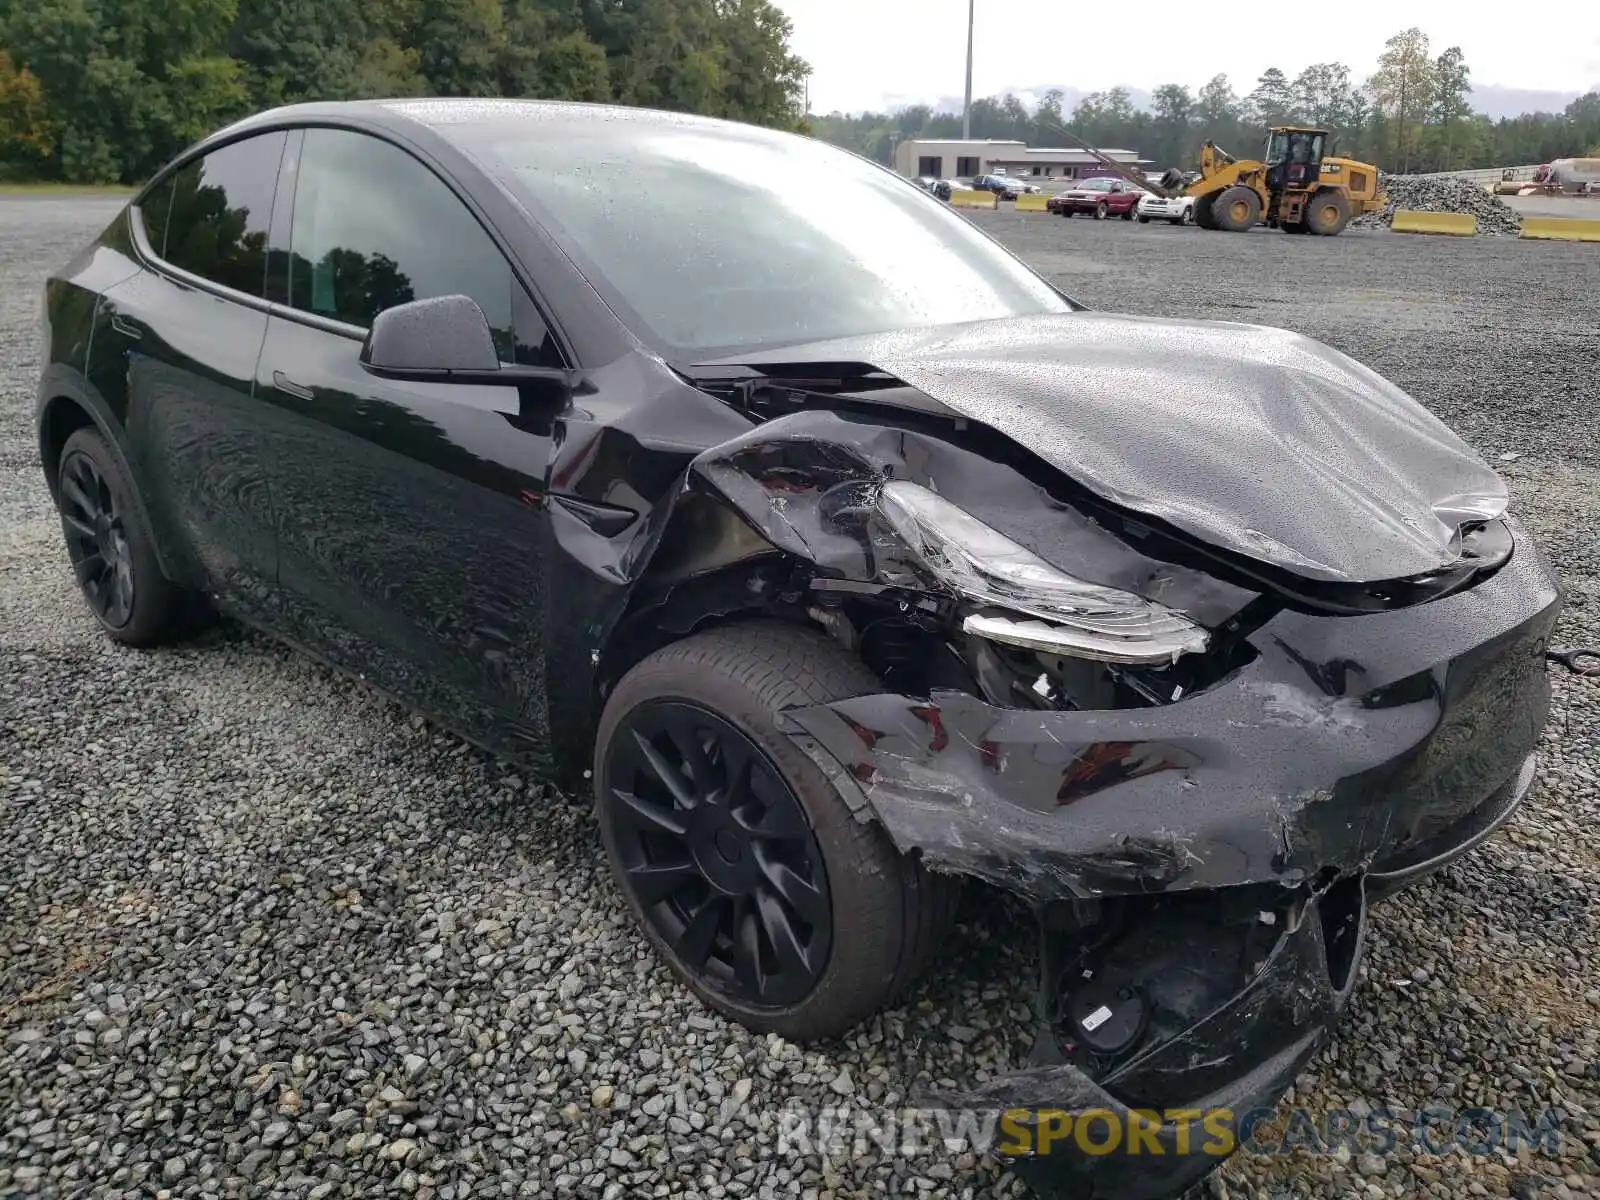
[625,857,700,906]
[73,551,107,585]
[661,708,717,797]
[61,511,97,541]
[113,562,134,613]
[610,787,689,839]
[756,852,828,927]
[60,473,96,517]
[717,735,756,806]
[676,895,727,971]
[732,787,809,841]
[732,898,764,998]
[630,730,700,812]
[755,890,813,982]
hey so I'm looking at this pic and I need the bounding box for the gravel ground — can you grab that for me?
[2,199,1598,1200]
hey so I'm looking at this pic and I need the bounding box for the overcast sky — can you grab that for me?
[775,0,1600,113]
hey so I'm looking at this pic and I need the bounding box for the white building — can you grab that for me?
[891,138,1151,185]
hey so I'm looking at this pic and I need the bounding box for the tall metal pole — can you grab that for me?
[962,0,975,139]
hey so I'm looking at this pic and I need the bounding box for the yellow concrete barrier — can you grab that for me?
[1390,209,1477,236]
[949,189,998,210]
[1519,217,1600,242]
[1014,193,1048,212]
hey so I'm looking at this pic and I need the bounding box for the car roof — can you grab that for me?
[211,97,791,148]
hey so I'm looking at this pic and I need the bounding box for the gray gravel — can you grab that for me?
[2,198,1598,1200]
[1348,174,1524,235]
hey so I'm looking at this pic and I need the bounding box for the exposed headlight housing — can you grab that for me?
[877,481,1209,665]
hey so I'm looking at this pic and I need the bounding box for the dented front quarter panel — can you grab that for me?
[779,528,1558,901]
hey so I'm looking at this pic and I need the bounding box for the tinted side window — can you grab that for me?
[288,129,517,362]
[138,177,176,257]
[160,132,287,296]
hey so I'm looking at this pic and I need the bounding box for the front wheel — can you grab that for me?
[1214,185,1261,232]
[1138,214,1151,223]
[1094,202,1109,220]
[594,622,956,1042]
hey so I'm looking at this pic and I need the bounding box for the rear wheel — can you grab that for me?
[54,426,188,646]
[1214,185,1261,232]
[594,622,956,1041]
[1120,206,1135,220]
[1304,189,1351,236]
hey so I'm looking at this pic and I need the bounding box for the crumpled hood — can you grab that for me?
[709,313,1508,583]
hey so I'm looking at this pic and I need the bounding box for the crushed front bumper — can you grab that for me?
[778,525,1559,1197]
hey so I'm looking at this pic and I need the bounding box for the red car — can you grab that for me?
[1047,176,1141,219]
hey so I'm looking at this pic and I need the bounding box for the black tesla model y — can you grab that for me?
[38,100,1560,1199]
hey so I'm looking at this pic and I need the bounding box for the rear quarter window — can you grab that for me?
[154,132,288,297]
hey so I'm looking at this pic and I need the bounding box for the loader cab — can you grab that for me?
[1265,127,1326,193]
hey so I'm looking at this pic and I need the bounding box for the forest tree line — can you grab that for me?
[0,0,807,182]
[813,29,1600,177]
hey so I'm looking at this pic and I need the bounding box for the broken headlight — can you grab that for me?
[877,481,1208,666]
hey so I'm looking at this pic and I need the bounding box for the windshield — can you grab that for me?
[470,122,1072,359]
[1077,178,1112,191]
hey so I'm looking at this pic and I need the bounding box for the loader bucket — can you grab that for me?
[1519,217,1600,242]
[1390,210,1477,236]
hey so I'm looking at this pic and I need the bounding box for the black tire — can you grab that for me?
[1120,207,1135,220]
[1168,217,1184,225]
[1137,214,1150,223]
[1213,185,1261,232]
[53,426,188,647]
[1304,189,1351,236]
[594,621,956,1042]
[1193,194,1219,230]
[1182,206,1196,225]
[1094,201,1108,220]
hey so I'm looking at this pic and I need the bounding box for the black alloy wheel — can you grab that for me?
[58,447,135,628]
[604,699,833,1007]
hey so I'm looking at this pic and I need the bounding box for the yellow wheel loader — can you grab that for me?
[1185,129,1385,235]
[1039,119,1385,237]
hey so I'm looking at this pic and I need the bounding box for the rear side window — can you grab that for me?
[286,129,516,361]
[154,132,287,296]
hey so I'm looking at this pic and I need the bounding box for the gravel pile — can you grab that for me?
[3,198,1599,1200]
[1350,173,1525,235]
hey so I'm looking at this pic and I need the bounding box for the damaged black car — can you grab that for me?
[39,100,1562,1199]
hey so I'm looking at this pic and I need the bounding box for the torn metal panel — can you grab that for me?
[699,313,1509,583]
[781,526,1558,901]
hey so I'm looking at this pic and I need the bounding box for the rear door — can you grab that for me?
[94,132,288,616]
[254,127,567,757]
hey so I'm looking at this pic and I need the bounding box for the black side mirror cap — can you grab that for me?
[359,294,574,388]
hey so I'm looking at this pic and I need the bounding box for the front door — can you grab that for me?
[255,127,569,761]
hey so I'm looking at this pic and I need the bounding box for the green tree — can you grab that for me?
[1369,27,1434,171]
[1246,67,1295,126]
[1149,83,1192,168]
[1427,46,1472,170]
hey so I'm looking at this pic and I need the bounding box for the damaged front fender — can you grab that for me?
[778,526,1556,901]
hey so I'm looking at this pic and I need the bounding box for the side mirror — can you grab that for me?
[359,295,573,388]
